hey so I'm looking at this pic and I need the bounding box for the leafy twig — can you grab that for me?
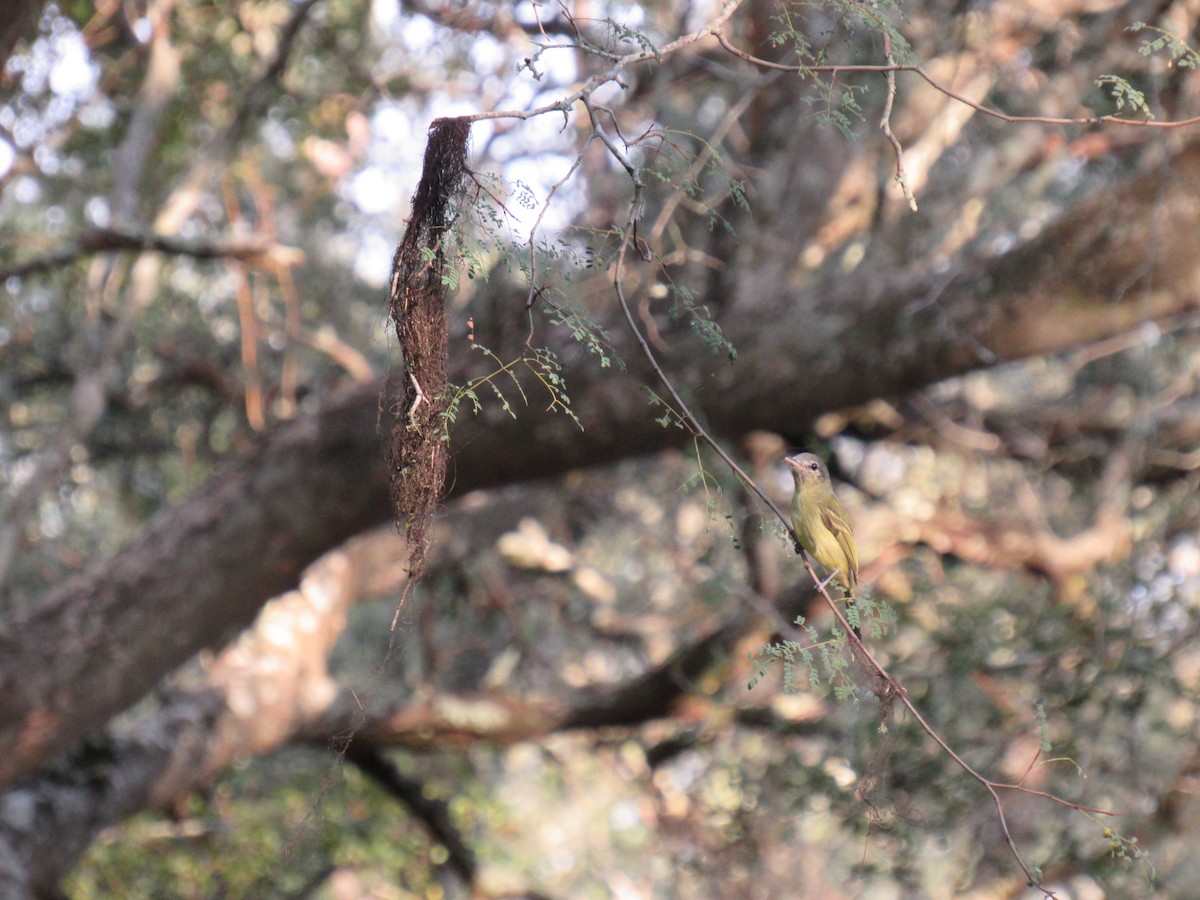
[596,78,1111,900]
[715,31,1200,129]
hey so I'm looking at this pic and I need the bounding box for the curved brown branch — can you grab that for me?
[345,745,478,885]
[878,33,917,211]
[0,227,304,281]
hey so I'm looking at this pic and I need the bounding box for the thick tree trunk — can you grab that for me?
[1,139,1199,792]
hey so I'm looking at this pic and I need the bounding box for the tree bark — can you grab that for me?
[0,517,809,895]
[2,139,1200,791]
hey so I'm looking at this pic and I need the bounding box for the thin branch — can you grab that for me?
[593,80,1116,898]
[714,32,1200,129]
[145,0,323,234]
[522,135,595,348]
[463,0,746,124]
[648,87,759,245]
[225,0,323,148]
[345,744,478,886]
[1,227,303,280]
[878,32,917,211]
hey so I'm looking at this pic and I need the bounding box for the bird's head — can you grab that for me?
[785,452,830,488]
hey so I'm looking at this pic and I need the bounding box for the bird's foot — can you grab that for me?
[817,570,841,592]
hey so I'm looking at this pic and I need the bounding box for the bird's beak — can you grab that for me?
[784,456,801,472]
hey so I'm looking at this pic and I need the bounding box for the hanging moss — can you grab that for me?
[386,116,472,578]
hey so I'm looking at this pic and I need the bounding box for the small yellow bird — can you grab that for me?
[786,452,859,596]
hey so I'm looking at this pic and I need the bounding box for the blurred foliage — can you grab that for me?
[67,751,452,897]
[6,0,1200,897]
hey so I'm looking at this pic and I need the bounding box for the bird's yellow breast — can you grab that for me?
[790,492,856,593]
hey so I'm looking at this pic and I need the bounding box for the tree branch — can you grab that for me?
[715,33,1200,130]
[0,227,303,281]
[3,139,1200,791]
[0,520,815,892]
[345,746,478,886]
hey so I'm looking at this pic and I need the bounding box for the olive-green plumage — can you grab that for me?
[786,452,858,595]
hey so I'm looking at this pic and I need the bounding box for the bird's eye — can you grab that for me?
[809,462,819,471]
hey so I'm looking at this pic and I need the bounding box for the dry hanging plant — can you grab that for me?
[386,117,472,578]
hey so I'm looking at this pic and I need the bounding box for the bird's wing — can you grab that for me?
[820,504,859,584]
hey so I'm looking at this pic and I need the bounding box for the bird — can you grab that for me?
[786,452,859,598]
